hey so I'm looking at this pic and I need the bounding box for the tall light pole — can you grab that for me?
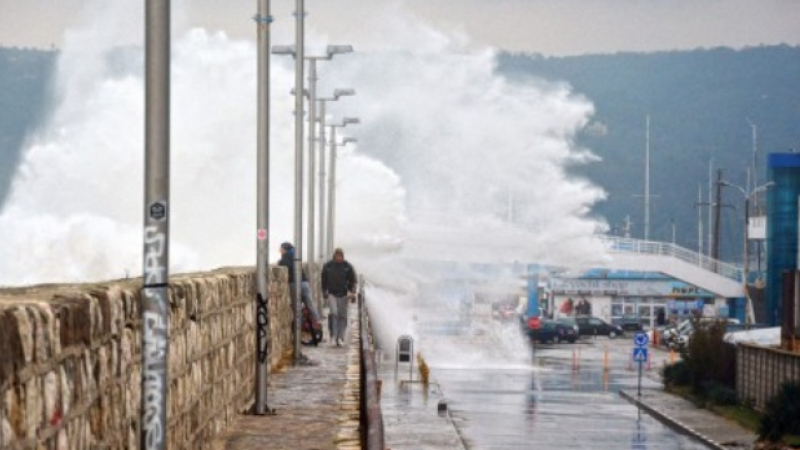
[142,1,170,449]
[306,47,352,270]
[273,46,353,268]
[644,114,651,241]
[721,178,775,324]
[253,0,272,415]
[292,0,305,365]
[316,88,355,261]
[326,118,359,258]
[747,117,759,209]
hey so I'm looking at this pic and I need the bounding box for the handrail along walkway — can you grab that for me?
[359,277,384,449]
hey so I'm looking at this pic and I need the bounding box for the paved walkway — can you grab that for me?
[377,358,467,450]
[620,388,759,450]
[211,307,361,450]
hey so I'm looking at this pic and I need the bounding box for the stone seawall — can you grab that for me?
[0,267,293,450]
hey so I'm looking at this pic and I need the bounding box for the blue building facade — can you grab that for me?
[766,153,800,326]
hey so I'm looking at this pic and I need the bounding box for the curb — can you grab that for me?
[619,389,727,450]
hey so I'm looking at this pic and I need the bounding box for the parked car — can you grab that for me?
[556,317,580,335]
[528,320,578,344]
[664,317,741,350]
[574,316,624,338]
[620,314,644,332]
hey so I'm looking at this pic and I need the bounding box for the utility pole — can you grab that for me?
[712,169,723,262]
[747,117,758,210]
[644,115,651,241]
[253,0,272,415]
[708,158,714,258]
[697,185,704,256]
[141,1,170,449]
[623,215,632,239]
[671,219,676,246]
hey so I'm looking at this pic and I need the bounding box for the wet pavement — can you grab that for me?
[378,361,468,450]
[620,386,757,450]
[208,305,758,450]
[211,306,361,450]
[384,318,756,450]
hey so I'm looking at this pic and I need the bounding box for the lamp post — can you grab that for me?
[271,0,305,365]
[253,0,272,415]
[272,46,353,267]
[142,1,170,448]
[327,118,359,258]
[316,89,355,260]
[721,178,775,324]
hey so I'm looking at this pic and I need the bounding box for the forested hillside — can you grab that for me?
[2,45,799,262]
[498,45,800,260]
[0,47,55,204]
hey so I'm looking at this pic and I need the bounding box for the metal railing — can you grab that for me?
[358,278,384,450]
[599,236,743,282]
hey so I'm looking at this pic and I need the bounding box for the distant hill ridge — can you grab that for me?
[2,45,799,261]
[497,45,800,260]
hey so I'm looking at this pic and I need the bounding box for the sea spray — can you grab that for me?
[1,2,606,378]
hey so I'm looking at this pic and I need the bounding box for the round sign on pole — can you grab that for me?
[634,332,649,347]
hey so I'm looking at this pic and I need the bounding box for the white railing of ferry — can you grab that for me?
[599,236,743,282]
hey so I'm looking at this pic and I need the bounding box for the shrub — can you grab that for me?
[758,381,800,442]
[681,319,736,394]
[662,360,691,387]
[705,382,738,406]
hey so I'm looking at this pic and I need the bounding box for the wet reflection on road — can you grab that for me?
[419,324,708,449]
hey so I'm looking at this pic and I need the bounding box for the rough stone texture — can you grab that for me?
[210,304,362,450]
[0,266,293,450]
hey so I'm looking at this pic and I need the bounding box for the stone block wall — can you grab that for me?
[737,342,800,410]
[0,266,293,450]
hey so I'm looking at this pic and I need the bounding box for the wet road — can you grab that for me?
[412,320,709,450]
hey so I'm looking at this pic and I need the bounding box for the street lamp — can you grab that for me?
[253,0,273,415]
[273,48,352,265]
[327,118,360,258]
[271,41,352,365]
[721,178,775,324]
[316,89,355,261]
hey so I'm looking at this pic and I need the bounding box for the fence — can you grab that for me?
[358,280,384,450]
[737,342,800,410]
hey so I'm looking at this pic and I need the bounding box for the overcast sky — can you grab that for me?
[2,0,799,55]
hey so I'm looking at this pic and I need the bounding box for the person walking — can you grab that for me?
[278,242,322,345]
[321,248,357,347]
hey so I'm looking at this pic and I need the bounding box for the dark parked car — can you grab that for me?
[620,314,643,332]
[574,316,624,338]
[528,320,578,344]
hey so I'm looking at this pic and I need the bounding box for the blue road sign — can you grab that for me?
[634,332,649,347]
[633,347,648,363]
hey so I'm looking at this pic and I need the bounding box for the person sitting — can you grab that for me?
[278,242,322,345]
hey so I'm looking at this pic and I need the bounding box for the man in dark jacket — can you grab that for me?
[321,248,357,347]
[278,242,321,343]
